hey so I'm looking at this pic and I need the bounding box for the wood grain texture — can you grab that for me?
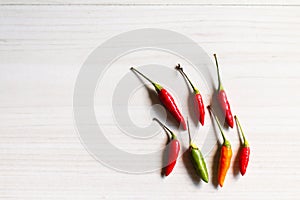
[1,0,300,5]
[0,2,300,200]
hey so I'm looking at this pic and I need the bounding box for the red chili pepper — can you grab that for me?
[175,64,205,126]
[154,118,180,176]
[131,67,187,130]
[213,54,234,128]
[234,115,250,176]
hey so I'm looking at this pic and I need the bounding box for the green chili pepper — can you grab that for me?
[187,120,209,183]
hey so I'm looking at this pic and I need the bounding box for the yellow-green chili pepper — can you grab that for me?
[187,120,209,183]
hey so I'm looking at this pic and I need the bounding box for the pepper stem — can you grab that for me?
[234,116,249,147]
[187,118,192,144]
[130,67,162,92]
[153,118,176,140]
[187,119,197,148]
[207,106,230,147]
[213,54,224,91]
[175,64,199,94]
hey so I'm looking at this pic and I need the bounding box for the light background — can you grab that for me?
[0,1,300,199]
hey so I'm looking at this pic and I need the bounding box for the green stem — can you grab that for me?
[208,106,230,147]
[130,67,162,92]
[187,118,192,144]
[187,119,197,148]
[234,116,249,147]
[175,64,199,94]
[153,118,176,140]
[213,54,224,91]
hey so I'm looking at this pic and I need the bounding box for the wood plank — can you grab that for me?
[0,0,300,6]
[0,4,299,200]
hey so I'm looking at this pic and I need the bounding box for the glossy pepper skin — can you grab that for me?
[131,67,186,130]
[213,54,234,128]
[190,144,209,182]
[239,147,250,176]
[165,136,180,176]
[154,118,180,176]
[195,93,205,125]
[158,88,187,130]
[219,143,232,187]
[175,64,205,125]
[208,106,232,187]
[187,120,209,182]
[218,90,234,128]
[235,116,250,176]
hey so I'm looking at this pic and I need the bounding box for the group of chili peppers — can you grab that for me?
[130,54,250,187]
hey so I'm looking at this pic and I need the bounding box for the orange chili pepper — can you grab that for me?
[218,145,232,187]
[208,106,232,187]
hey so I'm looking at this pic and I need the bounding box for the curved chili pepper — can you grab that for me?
[175,64,205,126]
[213,54,234,128]
[131,67,187,130]
[187,119,209,182]
[235,115,250,176]
[208,106,232,187]
[154,118,180,176]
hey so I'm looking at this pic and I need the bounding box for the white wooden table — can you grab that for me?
[0,1,300,199]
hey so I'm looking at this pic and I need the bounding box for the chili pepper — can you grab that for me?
[213,54,234,128]
[131,67,187,130]
[175,64,205,126]
[208,106,232,187]
[187,119,209,182]
[234,115,250,176]
[153,118,180,176]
